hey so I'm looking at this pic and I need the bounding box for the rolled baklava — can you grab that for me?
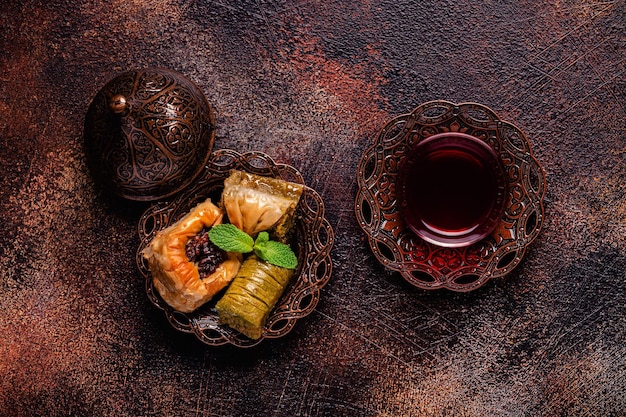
[215,255,295,339]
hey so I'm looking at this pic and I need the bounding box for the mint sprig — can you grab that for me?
[209,225,298,269]
[208,224,254,253]
[253,232,298,269]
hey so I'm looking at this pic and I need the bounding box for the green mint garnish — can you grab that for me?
[209,225,298,269]
[254,233,298,269]
[255,231,270,245]
[208,224,254,253]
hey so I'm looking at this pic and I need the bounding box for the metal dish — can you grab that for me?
[137,149,334,347]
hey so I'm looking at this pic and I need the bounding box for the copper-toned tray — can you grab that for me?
[355,101,546,291]
[137,149,334,347]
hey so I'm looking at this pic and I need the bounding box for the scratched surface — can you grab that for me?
[1,0,625,416]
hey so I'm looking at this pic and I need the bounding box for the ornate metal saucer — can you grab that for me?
[136,149,334,347]
[355,101,546,292]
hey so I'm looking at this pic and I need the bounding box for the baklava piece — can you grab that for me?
[142,199,242,313]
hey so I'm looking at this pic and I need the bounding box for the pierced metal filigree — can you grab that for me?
[136,149,334,347]
[355,101,546,291]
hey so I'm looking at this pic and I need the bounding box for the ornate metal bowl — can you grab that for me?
[84,68,215,201]
[136,149,334,347]
[355,101,546,292]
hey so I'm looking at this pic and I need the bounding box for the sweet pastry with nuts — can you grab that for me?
[142,199,242,313]
[215,171,304,339]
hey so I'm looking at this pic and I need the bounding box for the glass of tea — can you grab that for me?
[396,132,508,247]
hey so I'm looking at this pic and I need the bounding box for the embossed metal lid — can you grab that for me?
[84,68,215,201]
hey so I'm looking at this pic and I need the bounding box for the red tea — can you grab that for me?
[397,133,506,247]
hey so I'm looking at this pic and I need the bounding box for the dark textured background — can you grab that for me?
[1,1,625,416]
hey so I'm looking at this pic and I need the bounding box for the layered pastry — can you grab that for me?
[142,199,242,313]
[217,171,303,338]
[221,170,304,242]
[216,255,295,339]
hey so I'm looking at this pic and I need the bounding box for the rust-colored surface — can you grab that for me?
[1,1,624,416]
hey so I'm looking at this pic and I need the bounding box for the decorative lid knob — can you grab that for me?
[108,94,129,115]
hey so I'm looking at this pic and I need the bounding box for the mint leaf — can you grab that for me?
[254,240,298,269]
[208,224,254,253]
[255,231,270,245]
